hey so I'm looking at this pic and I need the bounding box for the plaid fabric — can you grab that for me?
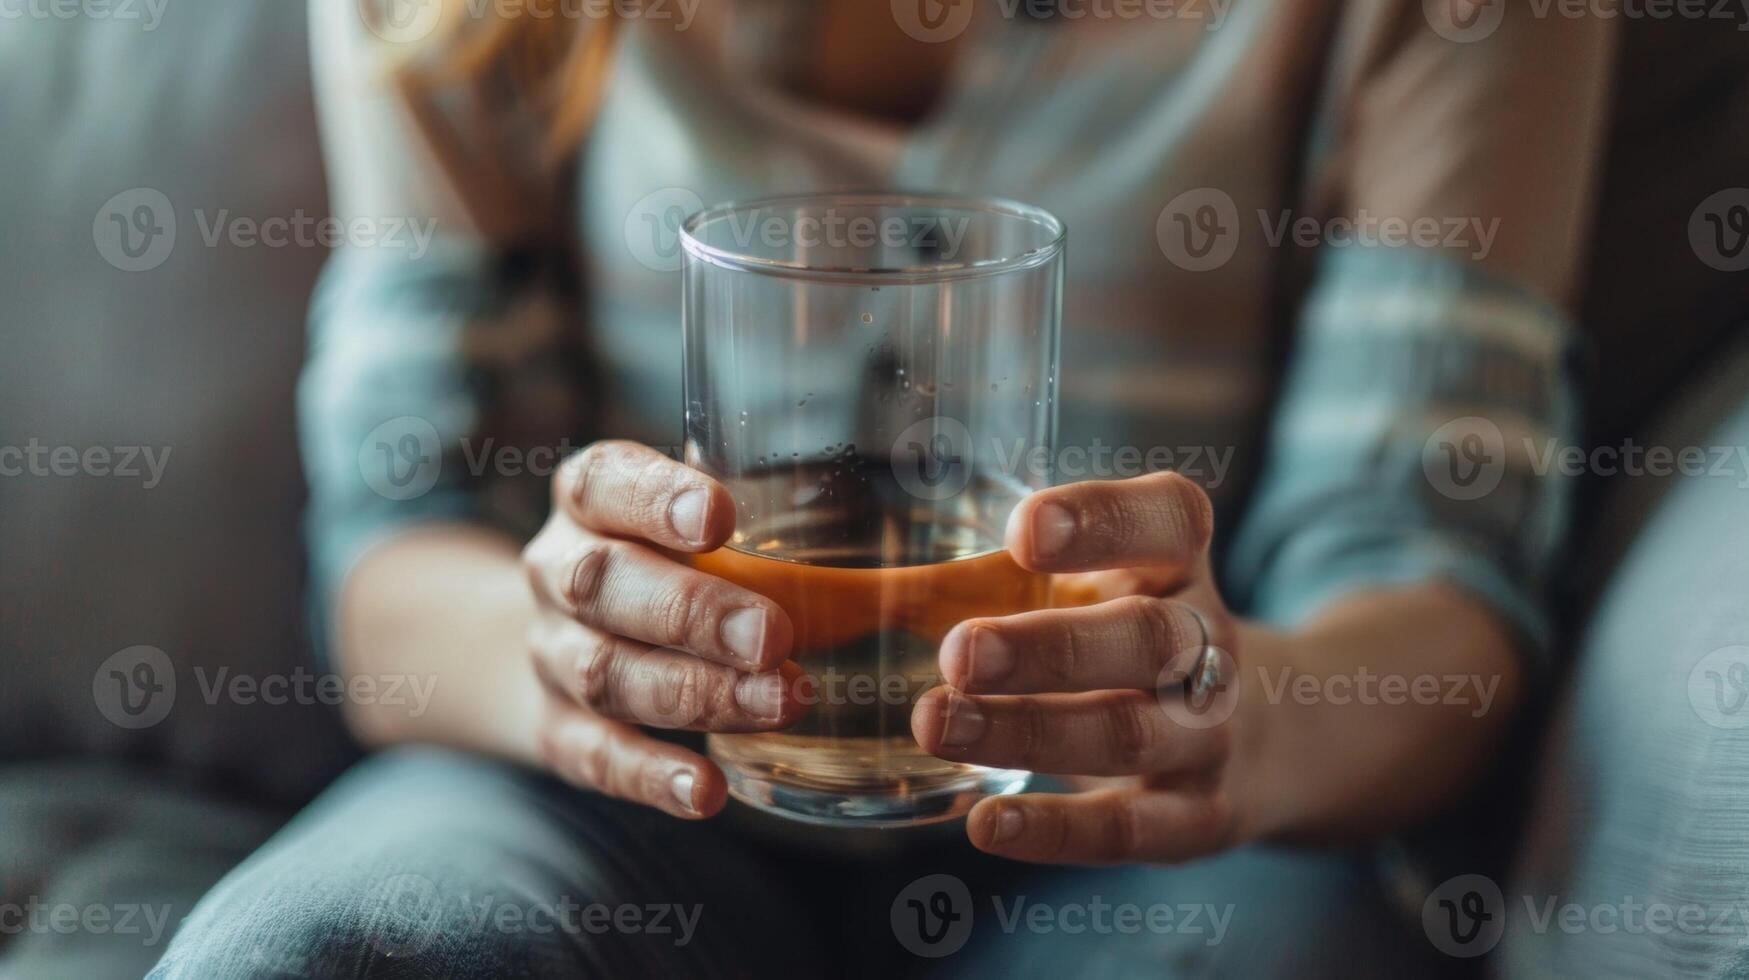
[1226,246,1575,658]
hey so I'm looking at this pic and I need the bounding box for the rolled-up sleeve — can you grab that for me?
[298,242,586,612]
[1224,0,1615,669]
[1225,246,1576,662]
[298,0,590,645]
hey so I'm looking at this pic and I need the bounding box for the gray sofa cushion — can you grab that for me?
[0,761,283,978]
[1503,329,1749,978]
[0,1,353,803]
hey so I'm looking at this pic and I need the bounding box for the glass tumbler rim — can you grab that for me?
[679,190,1066,285]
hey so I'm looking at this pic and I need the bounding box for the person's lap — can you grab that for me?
[145,746,819,979]
[947,842,1462,978]
[148,748,1456,978]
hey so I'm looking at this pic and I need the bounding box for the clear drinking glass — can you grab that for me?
[680,192,1064,826]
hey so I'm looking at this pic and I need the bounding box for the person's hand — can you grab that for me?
[521,441,804,819]
[913,471,1257,864]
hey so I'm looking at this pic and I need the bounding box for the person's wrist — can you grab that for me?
[1220,620,1301,844]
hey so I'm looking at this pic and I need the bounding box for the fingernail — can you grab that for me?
[941,694,987,749]
[668,488,711,546]
[720,607,768,664]
[969,628,1014,686]
[735,672,787,721]
[1031,502,1076,560]
[671,770,697,813]
[990,805,1025,844]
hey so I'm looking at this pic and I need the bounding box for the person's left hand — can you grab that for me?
[912,471,1258,864]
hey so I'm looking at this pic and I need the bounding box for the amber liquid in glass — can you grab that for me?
[694,459,1047,818]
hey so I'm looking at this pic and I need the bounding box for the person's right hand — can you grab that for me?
[520,441,803,819]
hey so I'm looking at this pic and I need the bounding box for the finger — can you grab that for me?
[530,531,792,670]
[531,620,806,732]
[536,708,727,819]
[1005,471,1214,574]
[557,440,736,552]
[965,788,1235,864]
[939,596,1206,695]
[911,687,1226,777]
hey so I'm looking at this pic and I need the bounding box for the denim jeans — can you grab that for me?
[148,748,1455,979]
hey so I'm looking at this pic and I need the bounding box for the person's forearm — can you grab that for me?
[331,524,545,764]
[1233,583,1524,844]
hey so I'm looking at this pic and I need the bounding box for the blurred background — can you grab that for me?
[1,1,1747,977]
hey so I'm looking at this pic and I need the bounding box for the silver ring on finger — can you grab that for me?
[1179,605,1223,707]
